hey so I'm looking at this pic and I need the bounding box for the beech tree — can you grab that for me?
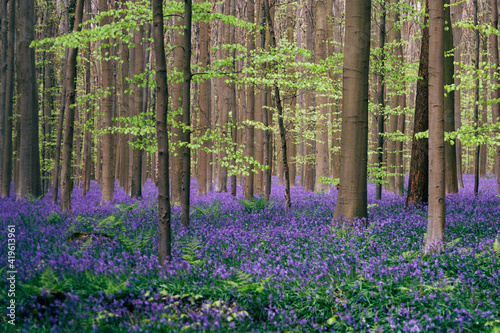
[425,0,445,252]
[333,0,371,222]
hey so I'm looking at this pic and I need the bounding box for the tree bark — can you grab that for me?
[443,0,458,194]
[406,1,429,208]
[473,0,480,196]
[243,0,255,199]
[99,0,115,204]
[425,0,446,253]
[152,0,171,266]
[375,0,386,200]
[131,13,144,198]
[60,0,85,211]
[490,0,500,195]
[16,0,42,199]
[1,0,14,198]
[314,0,330,193]
[180,0,192,228]
[332,0,371,222]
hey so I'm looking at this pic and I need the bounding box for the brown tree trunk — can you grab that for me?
[490,0,500,195]
[82,41,92,196]
[0,0,8,190]
[16,0,41,199]
[131,14,144,198]
[303,0,315,193]
[286,3,297,187]
[332,0,371,222]
[443,0,458,194]
[425,0,445,253]
[451,0,464,188]
[180,0,192,228]
[60,0,85,211]
[152,0,171,266]
[473,0,480,196]
[243,0,255,199]
[314,0,329,193]
[0,0,14,198]
[197,0,211,196]
[99,0,114,204]
[406,1,429,208]
[375,0,386,200]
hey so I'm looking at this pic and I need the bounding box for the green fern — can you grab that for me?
[193,201,222,218]
[180,237,207,267]
[224,270,274,294]
[237,196,273,213]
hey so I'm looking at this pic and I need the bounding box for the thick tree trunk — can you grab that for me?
[425,0,445,253]
[99,0,114,204]
[314,0,329,193]
[16,0,42,199]
[490,0,500,195]
[152,0,171,266]
[332,0,371,222]
[406,2,429,208]
[1,0,14,198]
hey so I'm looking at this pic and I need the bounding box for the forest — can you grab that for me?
[0,0,500,331]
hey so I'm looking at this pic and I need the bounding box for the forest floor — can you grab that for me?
[1,174,499,332]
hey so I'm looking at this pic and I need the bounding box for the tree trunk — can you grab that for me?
[314,0,329,193]
[1,0,14,198]
[99,0,114,204]
[443,0,458,194]
[131,14,144,198]
[332,0,371,222]
[286,3,297,187]
[425,0,445,253]
[473,0,480,196]
[180,0,192,229]
[406,1,429,208]
[490,0,500,195]
[0,0,8,190]
[197,0,211,196]
[152,0,171,266]
[243,0,255,199]
[375,0,386,200]
[303,0,315,193]
[16,0,41,199]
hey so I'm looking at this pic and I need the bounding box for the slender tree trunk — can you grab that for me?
[230,0,237,197]
[425,0,445,253]
[479,38,488,178]
[243,0,255,199]
[82,42,92,196]
[99,0,114,204]
[152,0,171,266]
[406,1,429,207]
[180,0,192,228]
[0,0,14,198]
[60,0,85,211]
[197,1,210,196]
[314,0,329,193]
[490,0,500,195]
[376,1,386,200]
[286,3,297,187]
[473,0,480,196]
[16,0,41,199]
[451,1,464,187]
[332,0,371,222]
[303,0,316,192]
[264,0,291,211]
[131,14,144,198]
[443,0,458,194]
